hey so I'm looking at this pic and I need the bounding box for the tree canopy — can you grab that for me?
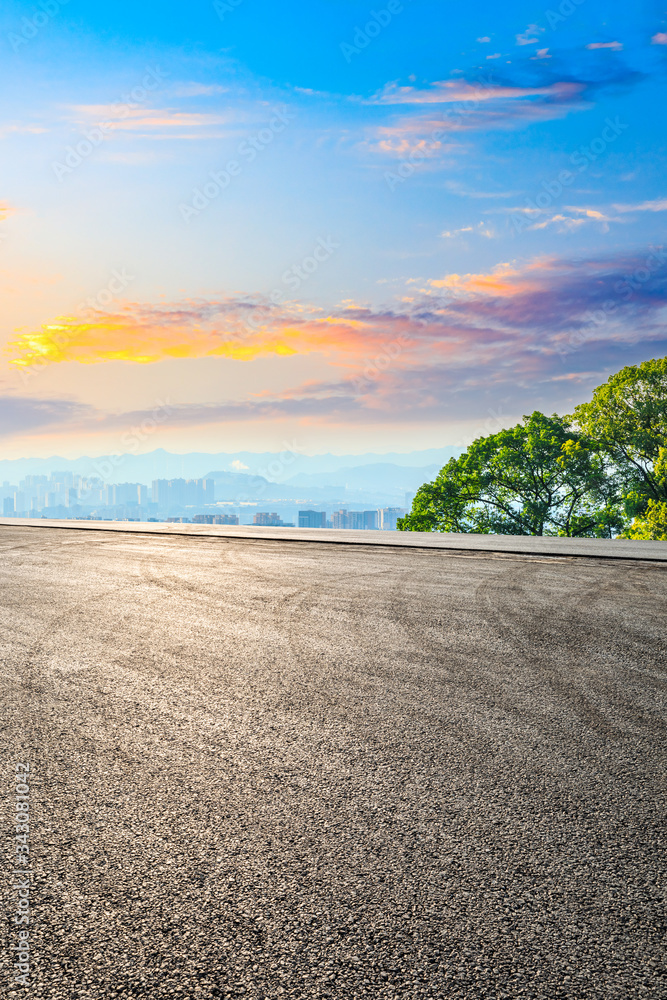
[571,357,667,507]
[398,411,623,537]
[399,356,667,539]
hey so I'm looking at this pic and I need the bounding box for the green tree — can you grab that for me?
[398,411,624,537]
[620,448,667,540]
[571,356,667,510]
[621,500,667,540]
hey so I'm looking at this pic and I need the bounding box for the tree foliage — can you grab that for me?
[398,411,624,537]
[621,500,667,541]
[571,357,667,508]
[620,448,667,540]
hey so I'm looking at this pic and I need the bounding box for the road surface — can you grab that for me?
[1,525,665,999]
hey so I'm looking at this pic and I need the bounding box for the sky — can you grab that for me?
[0,0,666,459]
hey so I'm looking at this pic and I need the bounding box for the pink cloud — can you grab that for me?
[8,251,667,437]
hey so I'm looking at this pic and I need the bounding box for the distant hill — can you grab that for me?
[0,447,462,493]
[285,463,441,494]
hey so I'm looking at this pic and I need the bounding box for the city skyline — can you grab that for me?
[0,467,409,529]
[1,2,666,459]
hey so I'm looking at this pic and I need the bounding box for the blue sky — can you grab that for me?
[0,0,666,457]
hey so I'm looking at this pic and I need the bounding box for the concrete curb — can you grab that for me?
[2,517,667,561]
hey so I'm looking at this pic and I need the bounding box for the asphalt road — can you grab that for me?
[1,525,665,1000]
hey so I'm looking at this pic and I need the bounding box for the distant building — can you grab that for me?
[331,509,378,529]
[298,510,326,528]
[3,497,14,515]
[253,512,291,526]
[105,482,148,506]
[379,507,408,530]
[191,513,239,525]
[50,471,74,486]
[152,478,214,508]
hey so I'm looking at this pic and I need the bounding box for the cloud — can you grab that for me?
[652,33,667,45]
[514,206,616,233]
[362,56,643,157]
[586,41,623,51]
[532,49,551,60]
[368,79,577,106]
[477,37,491,43]
[230,459,249,471]
[0,396,91,438]
[440,222,495,239]
[0,123,48,139]
[363,80,592,156]
[170,83,228,97]
[7,298,411,371]
[0,201,15,221]
[8,251,667,434]
[516,25,544,46]
[364,87,585,156]
[68,104,231,133]
[612,198,667,213]
[12,251,666,375]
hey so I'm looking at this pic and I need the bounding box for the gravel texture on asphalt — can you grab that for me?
[0,525,665,1000]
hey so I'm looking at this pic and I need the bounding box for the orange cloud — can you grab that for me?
[369,80,578,105]
[69,104,231,132]
[429,262,544,297]
[6,301,390,371]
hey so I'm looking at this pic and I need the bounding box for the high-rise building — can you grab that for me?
[332,509,378,529]
[379,507,408,530]
[331,509,349,529]
[298,510,326,528]
[106,483,146,506]
[3,497,14,515]
[50,471,74,486]
[151,478,214,508]
[254,512,285,526]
